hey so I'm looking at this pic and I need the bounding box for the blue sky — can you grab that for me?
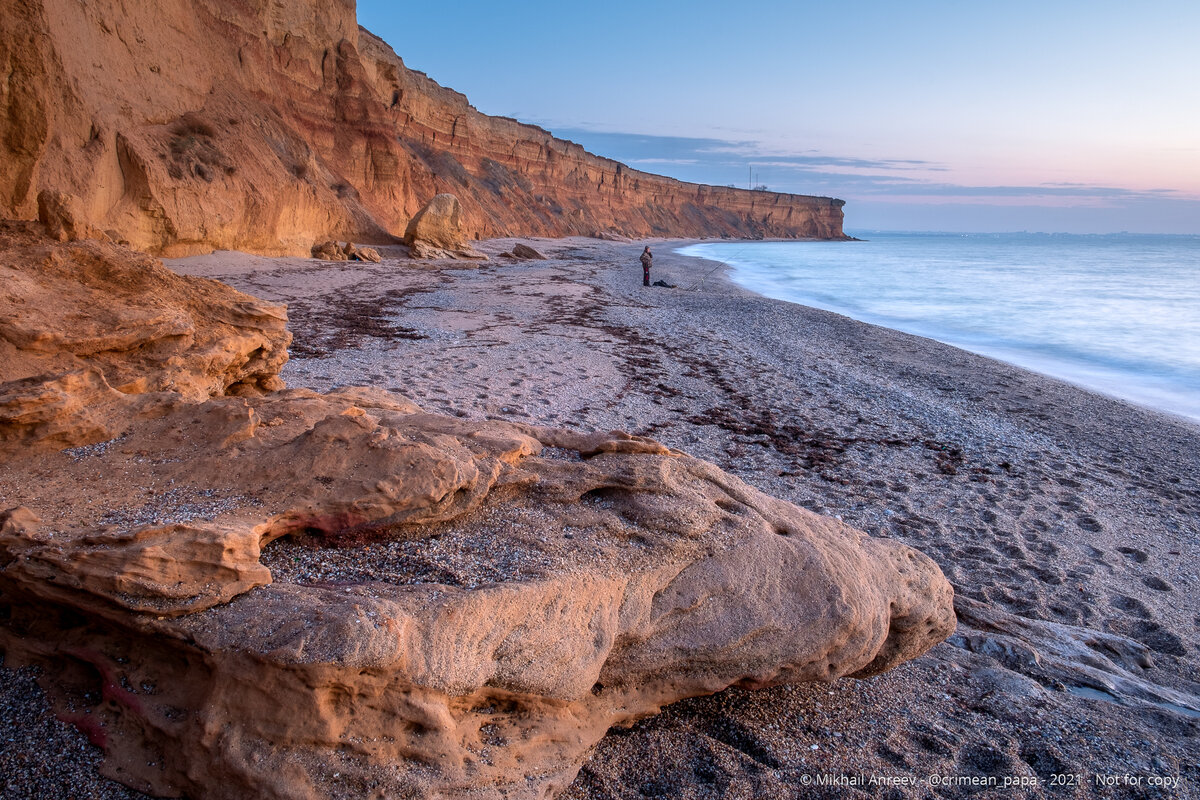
[358,1,1200,234]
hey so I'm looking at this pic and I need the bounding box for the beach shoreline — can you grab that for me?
[680,235,1200,426]
[2,236,1197,797]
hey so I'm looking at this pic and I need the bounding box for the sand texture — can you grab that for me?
[3,237,1198,797]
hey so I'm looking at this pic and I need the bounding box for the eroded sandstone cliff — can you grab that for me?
[0,0,845,256]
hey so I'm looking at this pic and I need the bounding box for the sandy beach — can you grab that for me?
[3,237,1198,797]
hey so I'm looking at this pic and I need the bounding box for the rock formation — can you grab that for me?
[512,243,547,260]
[0,0,846,257]
[36,189,105,243]
[403,193,487,260]
[0,383,955,799]
[0,220,290,452]
[311,240,383,262]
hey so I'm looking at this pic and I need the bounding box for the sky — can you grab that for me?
[357,1,1200,234]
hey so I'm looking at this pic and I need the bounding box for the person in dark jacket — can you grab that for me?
[640,246,652,286]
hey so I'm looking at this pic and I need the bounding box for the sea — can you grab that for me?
[677,232,1200,423]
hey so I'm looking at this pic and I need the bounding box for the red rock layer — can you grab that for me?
[0,0,845,256]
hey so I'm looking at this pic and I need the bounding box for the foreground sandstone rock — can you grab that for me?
[0,384,955,799]
[0,221,290,452]
[0,0,846,256]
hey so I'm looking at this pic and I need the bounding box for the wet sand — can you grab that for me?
[3,237,1198,797]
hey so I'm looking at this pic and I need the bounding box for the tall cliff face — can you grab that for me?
[0,0,845,255]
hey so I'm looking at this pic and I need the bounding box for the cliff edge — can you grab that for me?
[0,0,845,256]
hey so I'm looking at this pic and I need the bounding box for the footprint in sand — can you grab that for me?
[1021,744,1070,783]
[1109,594,1152,618]
[912,730,953,757]
[1030,540,1059,557]
[1049,602,1089,625]
[1117,546,1150,563]
[1026,565,1064,585]
[956,742,1017,782]
[997,543,1027,561]
[875,742,911,769]
[1142,576,1173,592]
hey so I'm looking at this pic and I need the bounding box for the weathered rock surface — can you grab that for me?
[512,242,547,260]
[311,240,383,263]
[310,240,349,261]
[0,0,846,256]
[0,384,954,799]
[403,193,487,261]
[403,193,467,251]
[36,189,104,242]
[0,221,290,452]
[948,596,1200,716]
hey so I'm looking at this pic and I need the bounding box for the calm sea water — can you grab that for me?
[677,233,1200,423]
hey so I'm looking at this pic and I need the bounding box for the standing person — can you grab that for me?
[640,246,652,287]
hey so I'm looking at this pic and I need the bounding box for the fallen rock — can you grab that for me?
[0,221,290,452]
[0,368,177,453]
[512,242,547,259]
[311,240,383,262]
[355,245,382,262]
[0,386,954,799]
[403,193,466,250]
[404,194,487,260]
[311,239,348,261]
[591,230,633,242]
[407,240,489,261]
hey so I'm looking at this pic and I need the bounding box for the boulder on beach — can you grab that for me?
[512,242,547,259]
[0,381,955,799]
[311,240,383,262]
[403,194,488,260]
[310,239,348,260]
[591,230,633,242]
[355,245,382,262]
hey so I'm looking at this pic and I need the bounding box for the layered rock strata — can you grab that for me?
[0,0,846,256]
[0,386,954,799]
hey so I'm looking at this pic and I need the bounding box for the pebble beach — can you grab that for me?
[3,236,1198,798]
